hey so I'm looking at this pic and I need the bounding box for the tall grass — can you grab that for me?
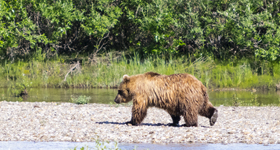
[1,53,280,89]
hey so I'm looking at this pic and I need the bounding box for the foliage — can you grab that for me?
[8,82,26,97]
[71,95,91,104]
[0,0,122,61]
[0,0,280,63]
[0,0,48,61]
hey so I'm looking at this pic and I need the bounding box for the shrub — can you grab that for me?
[71,95,91,104]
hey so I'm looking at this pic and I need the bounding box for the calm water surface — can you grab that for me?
[0,88,280,106]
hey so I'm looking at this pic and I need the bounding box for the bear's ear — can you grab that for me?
[123,74,130,82]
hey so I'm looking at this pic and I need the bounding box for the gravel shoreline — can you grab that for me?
[0,101,280,145]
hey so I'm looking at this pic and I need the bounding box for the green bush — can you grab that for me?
[71,95,91,104]
[1,0,280,62]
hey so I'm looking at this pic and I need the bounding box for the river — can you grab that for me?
[0,88,279,106]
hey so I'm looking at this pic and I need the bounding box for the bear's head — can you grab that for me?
[114,75,133,103]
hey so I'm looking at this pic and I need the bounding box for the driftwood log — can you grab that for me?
[63,61,81,82]
[19,89,28,97]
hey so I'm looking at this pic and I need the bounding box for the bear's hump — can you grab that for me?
[144,72,161,78]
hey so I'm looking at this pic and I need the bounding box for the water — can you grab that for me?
[0,88,280,106]
[209,90,280,106]
[0,88,117,104]
[0,141,280,150]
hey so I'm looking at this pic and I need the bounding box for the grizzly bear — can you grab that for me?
[114,72,218,127]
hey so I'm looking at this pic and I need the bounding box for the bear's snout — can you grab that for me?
[114,95,121,103]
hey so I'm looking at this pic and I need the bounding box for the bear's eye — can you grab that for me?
[118,90,124,95]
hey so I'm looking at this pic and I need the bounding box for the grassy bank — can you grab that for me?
[1,54,280,91]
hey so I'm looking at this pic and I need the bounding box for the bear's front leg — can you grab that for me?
[126,104,147,126]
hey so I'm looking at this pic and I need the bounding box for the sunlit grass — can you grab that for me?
[0,53,280,89]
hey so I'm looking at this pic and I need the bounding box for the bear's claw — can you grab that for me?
[210,110,218,126]
[167,123,180,127]
[125,121,132,125]
[125,121,139,126]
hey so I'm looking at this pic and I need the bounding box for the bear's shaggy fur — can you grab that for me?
[114,72,218,127]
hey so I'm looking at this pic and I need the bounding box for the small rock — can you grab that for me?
[222,140,228,145]
[263,140,269,146]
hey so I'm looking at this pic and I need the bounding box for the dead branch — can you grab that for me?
[88,32,110,64]
[63,61,81,82]
[93,32,110,58]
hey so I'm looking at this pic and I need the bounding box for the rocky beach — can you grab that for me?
[0,101,280,145]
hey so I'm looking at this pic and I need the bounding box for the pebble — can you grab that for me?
[0,101,280,144]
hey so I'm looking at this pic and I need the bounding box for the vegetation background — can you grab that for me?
[1,0,280,93]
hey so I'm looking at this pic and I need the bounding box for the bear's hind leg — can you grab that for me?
[199,107,218,126]
[199,103,218,126]
[167,115,180,126]
[182,112,198,127]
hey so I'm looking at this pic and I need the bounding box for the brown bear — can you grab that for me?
[114,72,218,127]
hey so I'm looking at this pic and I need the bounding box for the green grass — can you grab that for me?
[0,53,280,90]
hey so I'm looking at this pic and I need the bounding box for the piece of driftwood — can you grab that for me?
[63,61,81,82]
[19,89,28,97]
